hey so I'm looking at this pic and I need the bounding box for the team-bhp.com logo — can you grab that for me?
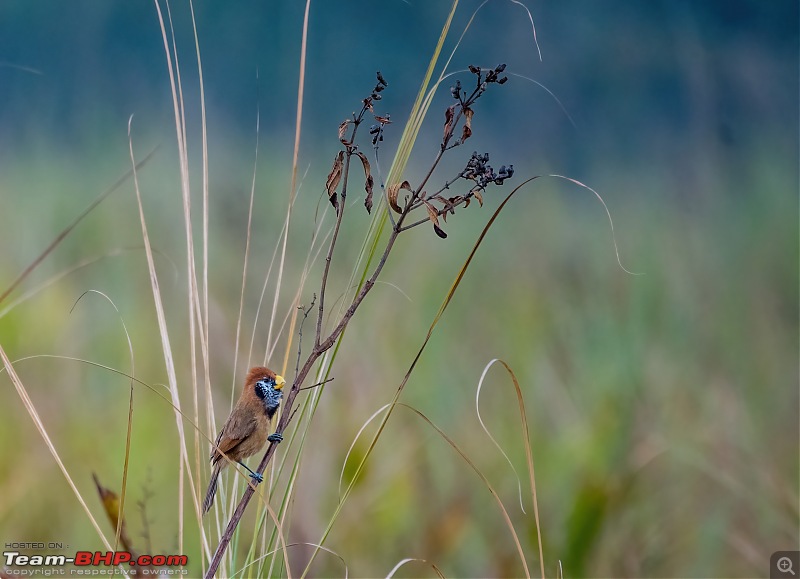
[4,550,187,570]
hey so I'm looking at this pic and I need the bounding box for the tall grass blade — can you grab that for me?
[127,118,210,560]
[0,148,157,308]
[70,290,136,552]
[478,359,546,578]
[385,557,445,579]
[0,344,114,551]
[476,359,527,515]
[398,403,530,578]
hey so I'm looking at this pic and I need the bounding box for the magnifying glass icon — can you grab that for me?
[778,556,796,576]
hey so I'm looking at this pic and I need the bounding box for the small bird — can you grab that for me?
[203,366,286,514]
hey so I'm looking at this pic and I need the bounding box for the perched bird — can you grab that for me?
[203,366,286,514]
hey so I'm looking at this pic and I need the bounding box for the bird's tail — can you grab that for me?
[203,462,222,515]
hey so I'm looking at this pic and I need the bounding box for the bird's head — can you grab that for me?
[246,366,285,412]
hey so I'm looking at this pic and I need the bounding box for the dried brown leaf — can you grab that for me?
[424,200,447,238]
[423,200,439,225]
[429,195,445,220]
[461,107,474,142]
[325,151,344,211]
[444,104,456,140]
[442,196,460,221]
[473,188,483,207]
[434,195,453,223]
[387,180,412,214]
[338,120,350,143]
[355,151,374,214]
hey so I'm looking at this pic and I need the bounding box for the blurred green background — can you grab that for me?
[0,1,796,577]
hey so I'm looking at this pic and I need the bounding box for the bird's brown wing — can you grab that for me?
[210,405,257,462]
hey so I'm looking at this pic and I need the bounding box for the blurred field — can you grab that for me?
[0,2,796,578]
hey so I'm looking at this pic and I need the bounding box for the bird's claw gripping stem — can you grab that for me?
[238,461,263,484]
[267,432,284,443]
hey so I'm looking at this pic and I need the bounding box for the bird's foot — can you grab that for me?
[267,432,283,443]
[238,461,263,483]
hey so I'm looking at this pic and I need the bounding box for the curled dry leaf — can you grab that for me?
[355,151,374,214]
[338,120,351,144]
[473,188,483,207]
[462,107,474,143]
[325,151,345,212]
[387,180,412,214]
[423,200,447,239]
[444,104,456,141]
[432,195,458,222]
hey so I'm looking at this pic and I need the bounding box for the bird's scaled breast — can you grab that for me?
[262,388,283,416]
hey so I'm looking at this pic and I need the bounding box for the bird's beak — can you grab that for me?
[275,375,286,390]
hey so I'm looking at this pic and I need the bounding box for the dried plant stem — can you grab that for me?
[296,295,316,379]
[205,228,398,578]
[206,101,399,574]
[315,156,351,347]
[206,65,510,578]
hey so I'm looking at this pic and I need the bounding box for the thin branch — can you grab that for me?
[315,162,349,347]
[206,222,400,577]
[316,227,399,353]
[296,294,316,379]
[395,103,465,228]
[299,377,334,391]
[315,106,367,348]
